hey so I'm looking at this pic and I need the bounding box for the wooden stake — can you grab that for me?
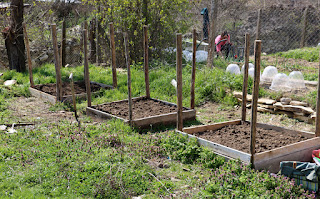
[96,7,102,64]
[124,32,133,126]
[207,0,218,68]
[69,73,80,127]
[51,24,62,102]
[144,25,150,98]
[23,23,34,87]
[241,34,250,122]
[191,29,196,109]
[315,48,320,137]
[300,7,308,48]
[250,40,262,166]
[176,33,183,131]
[61,19,66,67]
[110,23,118,88]
[83,29,92,107]
[89,19,96,64]
[256,9,261,40]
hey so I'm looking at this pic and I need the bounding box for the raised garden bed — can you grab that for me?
[86,96,196,129]
[30,81,112,103]
[177,120,320,173]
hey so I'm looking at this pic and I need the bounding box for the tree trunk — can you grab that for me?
[206,0,218,68]
[3,0,26,72]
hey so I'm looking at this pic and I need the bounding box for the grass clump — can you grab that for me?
[275,47,320,62]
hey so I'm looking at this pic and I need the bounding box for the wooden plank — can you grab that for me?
[143,25,150,98]
[124,32,133,126]
[190,29,196,109]
[23,23,34,87]
[316,47,320,137]
[110,23,117,89]
[250,40,261,165]
[183,120,241,134]
[176,33,183,131]
[29,87,56,104]
[177,130,251,163]
[51,24,62,102]
[86,107,129,122]
[242,33,250,121]
[83,29,92,107]
[134,109,196,128]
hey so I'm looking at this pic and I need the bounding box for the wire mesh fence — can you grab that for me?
[0,0,320,70]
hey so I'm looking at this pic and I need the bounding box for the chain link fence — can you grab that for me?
[1,0,320,69]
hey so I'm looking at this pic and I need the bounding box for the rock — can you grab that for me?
[233,91,276,105]
[258,107,275,114]
[273,102,314,115]
[4,80,16,86]
[258,104,274,109]
[290,101,308,107]
[280,98,291,105]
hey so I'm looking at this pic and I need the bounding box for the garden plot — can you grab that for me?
[177,120,320,173]
[29,81,112,104]
[86,96,196,129]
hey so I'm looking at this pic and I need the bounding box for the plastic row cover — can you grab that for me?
[270,71,305,91]
[183,50,208,63]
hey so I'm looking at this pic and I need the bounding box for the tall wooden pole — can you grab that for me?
[96,6,102,65]
[176,33,183,131]
[51,24,62,102]
[143,25,150,98]
[241,34,250,122]
[207,0,218,68]
[23,23,34,87]
[83,29,92,107]
[110,23,118,89]
[256,9,261,40]
[250,40,262,166]
[61,19,66,67]
[315,49,320,137]
[124,32,133,126]
[190,29,196,109]
[300,7,308,48]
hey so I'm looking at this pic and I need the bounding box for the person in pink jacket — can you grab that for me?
[215,31,231,58]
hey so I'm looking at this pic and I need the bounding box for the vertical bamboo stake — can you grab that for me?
[250,40,262,166]
[190,29,196,109]
[69,73,80,127]
[124,32,133,126]
[315,49,320,137]
[62,19,66,68]
[241,34,250,122]
[83,29,92,107]
[176,33,183,131]
[110,23,117,88]
[256,9,261,40]
[51,24,62,102]
[23,23,34,87]
[144,25,150,98]
[300,7,308,48]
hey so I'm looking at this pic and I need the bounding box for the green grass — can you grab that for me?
[0,61,316,198]
[275,46,320,62]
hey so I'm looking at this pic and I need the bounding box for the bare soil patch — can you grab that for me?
[95,98,186,120]
[33,81,103,96]
[192,122,311,153]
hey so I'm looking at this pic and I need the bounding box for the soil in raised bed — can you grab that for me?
[192,123,311,153]
[95,98,187,120]
[33,81,103,96]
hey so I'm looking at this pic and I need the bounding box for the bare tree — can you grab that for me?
[2,0,26,72]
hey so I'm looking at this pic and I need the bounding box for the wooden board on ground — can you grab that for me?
[29,81,112,104]
[177,120,319,173]
[86,97,196,129]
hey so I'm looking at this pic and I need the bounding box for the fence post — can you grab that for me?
[315,49,320,137]
[207,0,218,68]
[176,33,183,131]
[191,29,196,109]
[124,32,133,127]
[23,23,34,88]
[62,19,66,68]
[242,33,250,122]
[89,19,96,63]
[83,29,92,107]
[300,7,308,48]
[110,23,117,89]
[143,25,150,98]
[51,24,62,102]
[96,6,102,65]
[250,40,262,167]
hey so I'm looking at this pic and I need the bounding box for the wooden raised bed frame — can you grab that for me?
[177,120,320,173]
[29,82,112,104]
[86,96,196,129]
